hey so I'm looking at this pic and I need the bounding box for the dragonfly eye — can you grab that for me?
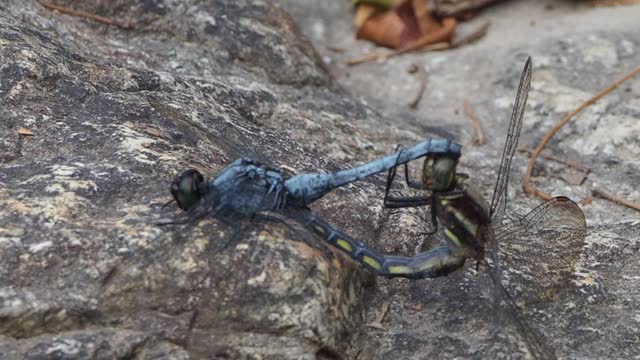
[170,169,205,211]
[423,156,457,191]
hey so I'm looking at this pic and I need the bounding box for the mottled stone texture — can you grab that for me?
[0,0,408,358]
[276,1,640,359]
[1,0,639,359]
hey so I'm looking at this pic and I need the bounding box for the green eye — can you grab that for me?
[431,157,457,191]
[170,170,205,210]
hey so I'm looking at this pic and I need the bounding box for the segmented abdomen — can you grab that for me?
[285,139,462,205]
[298,211,466,279]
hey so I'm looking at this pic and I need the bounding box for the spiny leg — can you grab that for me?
[383,159,399,207]
[384,144,432,208]
[384,163,432,208]
[417,199,440,253]
[402,161,423,189]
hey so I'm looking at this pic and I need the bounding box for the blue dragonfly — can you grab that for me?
[161,136,468,275]
[100,128,464,290]
[168,139,461,218]
[97,112,464,350]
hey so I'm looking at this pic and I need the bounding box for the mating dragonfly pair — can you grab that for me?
[143,57,587,358]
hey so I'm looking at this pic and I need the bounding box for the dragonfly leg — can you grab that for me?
[417,205,440,251]
[152,217,193,226]
[273,185,286,210]
[160,198,176,211]
[267,182,281,209]
[402,162,423,189]
[384,146,429,208]
[385,160,429,207]
[384,195,432,208]
[383,160,399,206]
[428,202,438,235]
[152,209,208,225]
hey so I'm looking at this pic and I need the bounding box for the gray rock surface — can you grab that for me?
[1,0,639,359]
[275,0,640,359]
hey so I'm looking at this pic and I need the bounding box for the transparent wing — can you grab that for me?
[148,98,273,167]
[481,261,558,360]
[482,196,585,358]
[489,57,532,220]
[493,196,587,304]
[212,129,277,169]
[98,214,289,312]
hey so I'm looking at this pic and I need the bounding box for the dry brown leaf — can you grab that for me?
[394,17,456,53]
[412,0,440,35]
[353,3,379,28]
[356,7,407,48]
[355,0,452,49]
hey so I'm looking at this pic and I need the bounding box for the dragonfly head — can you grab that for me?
[422,155,458,192]
[170,169,207,211]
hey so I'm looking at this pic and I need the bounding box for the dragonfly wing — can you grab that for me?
[211,129,279,169]
[480,260,558,360]
[99,214,285,315]
[149,98,274,167]
[489,57,532,221]
[493,196,587,304]
[482,219,558,359]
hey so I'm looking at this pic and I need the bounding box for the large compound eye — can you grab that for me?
[422,156,457,191]
[170,169,205,210]
[431,157,457,191]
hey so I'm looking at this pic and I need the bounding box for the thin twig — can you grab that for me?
[517,148,590,173]
[408,65,428,109]
[592,187,640,212]
[347,17,456,66]
[348,42,450,66]
[38,1,134,29]
[523,63,640,200]
[326,46,346,53]
[462,98,485,145]
[412,20,489,56]
[413,41,452,53]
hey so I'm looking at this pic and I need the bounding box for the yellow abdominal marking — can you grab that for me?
[313,224,325,235]
[443,193,463,200]
[362,256,381,270]
[444,205,478,237]
[416,258,438,272]
[336,239,353,252]
[444,228,461,246]
[388,265,412,274]
[462,220,479,237]
[450,208,478,237]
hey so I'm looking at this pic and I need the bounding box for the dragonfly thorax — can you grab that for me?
[435,183,490,262]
